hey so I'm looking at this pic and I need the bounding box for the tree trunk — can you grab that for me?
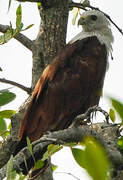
[32,0,69,87]
[31,2,69,179]
[12,1,69,179]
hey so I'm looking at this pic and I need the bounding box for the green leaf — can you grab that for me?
[37,2,41,9]
[18,173,26,180]
[72,136,110,180]
[0,28,15,45]
[6,155,17,180]
[26,136,33,154]
[0,110,16,119]
[71,148,86,168]
[0,5,23,45]
[16,4,22,15]
[22,24,34,31]
[1,130,10,139]
[8,122,11,130]
[26,136,35,162]
[33,160,44,170]
[42,144,63,161]
[109,108,116,122]
[16,4,23,31]
[0,117,7,133]
[109,97,123,121]
[64,142,77,147]
[117,136,123,149]
[52,165,58,171]
[0,90,16,106]
[0,117,9,139]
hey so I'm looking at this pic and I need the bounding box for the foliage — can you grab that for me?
[0,89,16,106]
[6,155,17,180]
[71,136,110,180]
[109,108,116,122]
[0,89,16,139]
[109,97,123,122]
[108,97,123,161]
[42,144,63,161]
[109,97,123,150]
[26,136,36,163]
[0,5,34,45]
[6,155,26,180]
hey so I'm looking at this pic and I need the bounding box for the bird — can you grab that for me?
[18,10,114,144]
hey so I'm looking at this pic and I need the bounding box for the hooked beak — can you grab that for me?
[78,16,86,27]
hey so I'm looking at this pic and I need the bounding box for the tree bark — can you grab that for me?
[30,2,69,179]
[0,122,123,180]
[32,0,69,87]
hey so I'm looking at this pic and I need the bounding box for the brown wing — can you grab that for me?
[18,36,107,142]
[18,41,78,141]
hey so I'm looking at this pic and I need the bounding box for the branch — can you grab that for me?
[16,0,41,2]
[69,2,123,36]
[0,78,32,94]
[0,24,33,51]
[88,5,123,35]
[55,172,80,180]
[14,1,123,36]
[0,122,122,179]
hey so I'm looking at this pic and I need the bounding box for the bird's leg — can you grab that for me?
[71,105,109,127]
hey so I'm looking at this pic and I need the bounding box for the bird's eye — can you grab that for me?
[90,15,97,21]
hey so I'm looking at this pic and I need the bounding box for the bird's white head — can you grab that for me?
[70,10,114,56]
[78,10,110,32]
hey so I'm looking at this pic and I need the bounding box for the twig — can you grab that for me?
[55,171,80,180]
[0,24,33,51]
[69,2,87,11]
[0,130,10,137]
[69,2,123,36]
[0,78,32,94]
[87,4,123,35]
[14,1,123,36]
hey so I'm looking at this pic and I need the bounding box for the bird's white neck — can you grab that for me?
[69,28,114,57]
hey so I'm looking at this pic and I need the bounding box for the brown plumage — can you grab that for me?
[18,36,107,142]
[18,10,114,144]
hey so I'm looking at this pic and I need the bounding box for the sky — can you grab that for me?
[0,0,123,180]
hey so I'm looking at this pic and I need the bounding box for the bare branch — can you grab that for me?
[69,2,87,11]
[0,24,33,51]
[0,78,31,94]
[13,1,123,36]
[69,2,123,36]
[0,122,122,179]
[88,5,123,36]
